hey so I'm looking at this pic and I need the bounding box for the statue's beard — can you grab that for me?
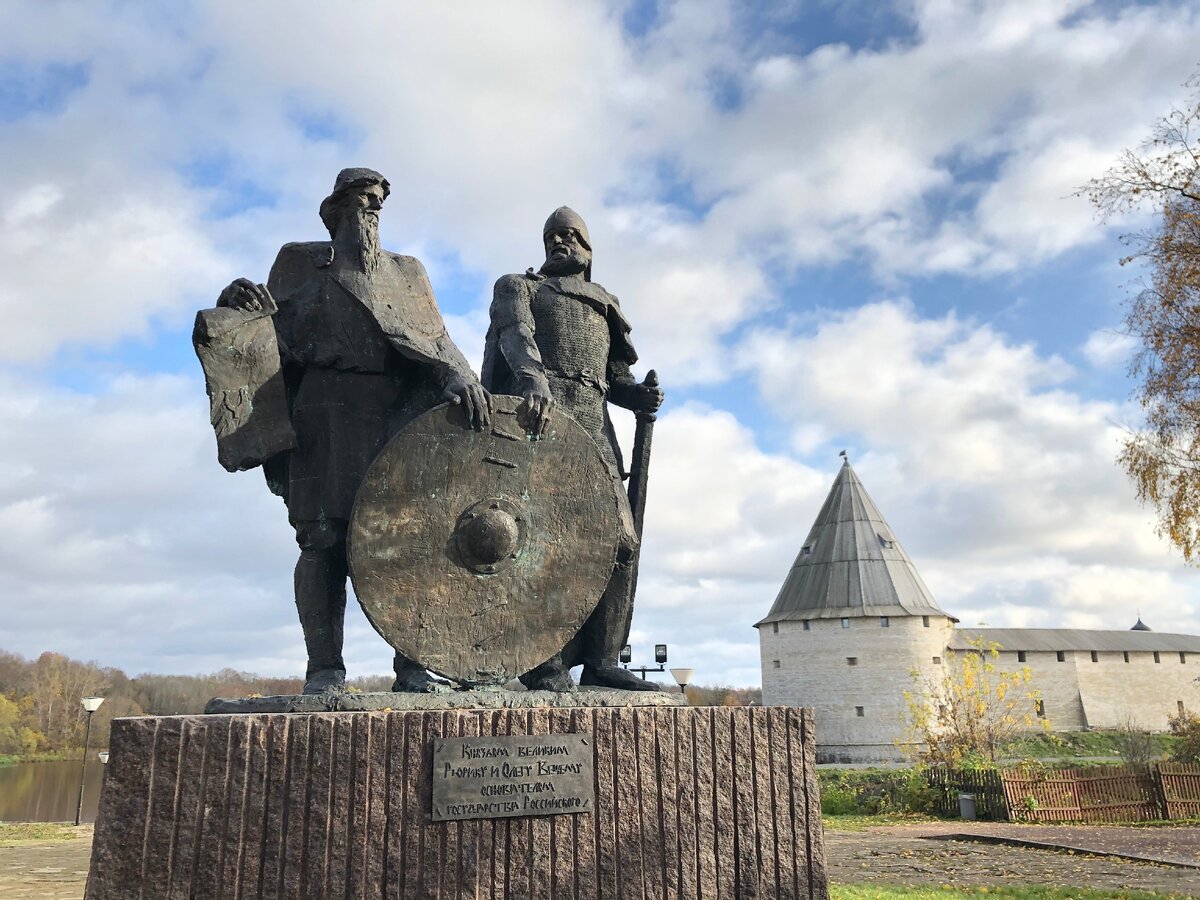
[540,249,589,277]
[340,208,382,275]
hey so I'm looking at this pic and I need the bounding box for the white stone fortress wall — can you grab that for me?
[760,613,955,763]
[1067,649,1196,730]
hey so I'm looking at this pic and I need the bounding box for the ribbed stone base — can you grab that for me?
[86,706,827,899]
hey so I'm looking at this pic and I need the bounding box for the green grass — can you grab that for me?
[1003,731,1177,761]
[0,822,87,844]
[831,886,1189,899]
[823,813,940,832]
[0,749,83,767]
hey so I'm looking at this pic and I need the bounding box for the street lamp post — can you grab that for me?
[620,643,668,680]
[670,667,694,700]
[75,696,104,826]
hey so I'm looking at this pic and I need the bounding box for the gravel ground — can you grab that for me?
[825,822,1200,896]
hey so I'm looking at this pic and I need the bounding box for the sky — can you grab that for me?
[3,0,1200,689]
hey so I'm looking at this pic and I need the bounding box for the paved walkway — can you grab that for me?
[825,821,1200,895]
[915,820,1200,867]
[0,826,91,900]
[4,822,1200,897]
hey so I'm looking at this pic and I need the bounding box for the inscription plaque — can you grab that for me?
[431,733,595,822]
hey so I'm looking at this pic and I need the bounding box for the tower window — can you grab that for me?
[1091,651,1098,663]
[841,618,850,629]
[1056,651,1065,662]
[922,616,930,627]
[803,620,811,631]
[880,616,890,627]
[1017,651,1027,663]
[1154,651,1161,664]
[1035,700,1046,718]
[847,657,858,666]
[772,659,780,669]
[1123,651,1130,663]
[772,622,779,634]
[800,545,812,559]
[932,656,942,665]
[878,534,895,549]
[855,706,865,717]
[1181,652,1187,664]
[1180,701,1187,715]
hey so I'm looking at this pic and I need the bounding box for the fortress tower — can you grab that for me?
[756,458,957,763]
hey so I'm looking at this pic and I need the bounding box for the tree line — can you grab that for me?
[0,648,759,760]
[0,648,313,758]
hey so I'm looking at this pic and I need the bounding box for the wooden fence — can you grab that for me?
[1160,762,1200,820]
[1000,763,1200,823]
[926,766,1008,820]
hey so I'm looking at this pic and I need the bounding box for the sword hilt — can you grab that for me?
[636,369,660,424]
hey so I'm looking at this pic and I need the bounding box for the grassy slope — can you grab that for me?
[1004,731,1177,760]
[0,822,88,845]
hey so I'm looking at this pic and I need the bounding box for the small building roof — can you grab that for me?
[757,458,954,626]
[951,627,1200,653]
[1131,617,1152,631]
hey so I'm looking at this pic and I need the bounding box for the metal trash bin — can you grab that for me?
[958,792,977,820]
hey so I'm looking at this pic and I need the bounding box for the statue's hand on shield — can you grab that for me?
[217,277,275,314]
[517,375,556,439]
[442,373,493,430]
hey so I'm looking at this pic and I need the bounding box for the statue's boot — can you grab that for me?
[392,654,450,693]
[519,655,576,692]
[580,661,664,692]
[295,546,347,695]
[571,556,655,690]
[303,668,346,695]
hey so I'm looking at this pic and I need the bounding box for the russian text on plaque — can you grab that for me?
[431,733,595,822]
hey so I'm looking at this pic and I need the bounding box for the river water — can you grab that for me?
[0,759,106,823]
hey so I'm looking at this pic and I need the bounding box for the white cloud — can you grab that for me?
[2,0,1200,689]
[1082,328,1135,368]
[2,0,1197,367]
[738,299,1200,637]
[627,403,826,685]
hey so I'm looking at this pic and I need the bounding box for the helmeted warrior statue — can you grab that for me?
[482,206,664,691]
[194,168,491,695]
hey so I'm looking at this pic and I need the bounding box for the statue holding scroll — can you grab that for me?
[193,168,491,695]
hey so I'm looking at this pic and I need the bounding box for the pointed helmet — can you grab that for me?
[542,206,592,251]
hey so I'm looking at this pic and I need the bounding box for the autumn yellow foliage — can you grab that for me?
[1083,75,1200,561]
[902,636,1049,767]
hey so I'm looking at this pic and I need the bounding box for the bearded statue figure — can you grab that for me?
[202,168,491,695]
[481,207,664,691]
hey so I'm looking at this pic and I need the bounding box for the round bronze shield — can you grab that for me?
[347,395,622,685]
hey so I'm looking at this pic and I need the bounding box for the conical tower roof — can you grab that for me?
[757,458,954,625]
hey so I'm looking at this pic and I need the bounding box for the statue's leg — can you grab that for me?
[294,519,348,694]
[577,556,661,692]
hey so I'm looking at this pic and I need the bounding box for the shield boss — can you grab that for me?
[347,395,622,685]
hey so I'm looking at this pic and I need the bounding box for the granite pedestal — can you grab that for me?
[86,700,827,899]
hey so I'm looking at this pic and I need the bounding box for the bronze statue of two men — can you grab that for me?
[195,168,663,695]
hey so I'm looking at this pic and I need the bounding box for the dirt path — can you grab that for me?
[910,820,1200,867]
[825,823,1200,895]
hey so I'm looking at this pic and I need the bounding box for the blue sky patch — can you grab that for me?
[0,61,89,122]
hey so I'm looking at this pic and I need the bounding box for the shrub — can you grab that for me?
[818,768,933,816]
[1169,711,1200,764]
